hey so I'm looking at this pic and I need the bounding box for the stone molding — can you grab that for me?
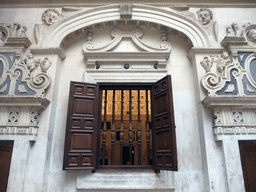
[77,169,174,191]
[203,97,256,141]
[212,107,256,141]
[30,47,66,60]
[40,4,210,48]
[83,29,171,82]
[0,97,50,141]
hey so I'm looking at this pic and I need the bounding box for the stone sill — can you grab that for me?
[0,97,50,111]
[202,97,256,108]
[77,169,174,191]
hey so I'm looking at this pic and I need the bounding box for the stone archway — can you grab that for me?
[40,4,211,48]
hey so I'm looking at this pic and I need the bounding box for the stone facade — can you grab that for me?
[0,1,256,192]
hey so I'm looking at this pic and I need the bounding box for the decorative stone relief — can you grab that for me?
[34,9,62,45]
[7,111,20,123]
[83,29,171,53]
[243,24,256,47]
[30,111,39,124]
[83,29,172,82]
[223,23,256,48]
[196,8,218,41]
[0,23,28,39]
[0,108,41,137]
[0,52,51,97]
[201,51,256,96]
[226,23,240,37]
[212,108,256,140]
[60,20,192,49]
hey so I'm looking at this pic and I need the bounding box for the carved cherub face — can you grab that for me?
[42,9,59,26]
[248,29,256,42]
[197,9,213,25]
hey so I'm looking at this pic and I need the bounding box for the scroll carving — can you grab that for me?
[0,52,51,97]
[83,29,171,53]
[201,51,256,97]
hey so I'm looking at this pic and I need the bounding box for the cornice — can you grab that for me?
[1,1,256,8]
[30,47,66,60]
[0,97,50,111]
[202,97,256,109]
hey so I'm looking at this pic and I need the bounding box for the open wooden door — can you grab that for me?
[152,75,178,171]
[63,81,99,170]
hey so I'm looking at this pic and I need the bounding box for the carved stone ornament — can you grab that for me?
[83,29,172,82]
[0,23,28,47]
[243,24,256,47]
[211,107,256,141]
[0,97,49,140]
[83,29,171,53]
[34,9,62,45]
[0,52,51,97]
[201,51,256,97]
[223,23,256,49]
[196,8,218,41]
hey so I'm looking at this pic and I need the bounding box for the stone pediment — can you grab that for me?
[82,29,171,83]
[83,29,171,53]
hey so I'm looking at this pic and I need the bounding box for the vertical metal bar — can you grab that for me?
[120,90,124,165]
[102,90,107,165]
[111,90,116,165]
[146,89,151,165]
[137,90,141,165]
[129,90,133,165]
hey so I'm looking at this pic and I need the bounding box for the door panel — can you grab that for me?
[63,82,99,170]
[152,75,178,171]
